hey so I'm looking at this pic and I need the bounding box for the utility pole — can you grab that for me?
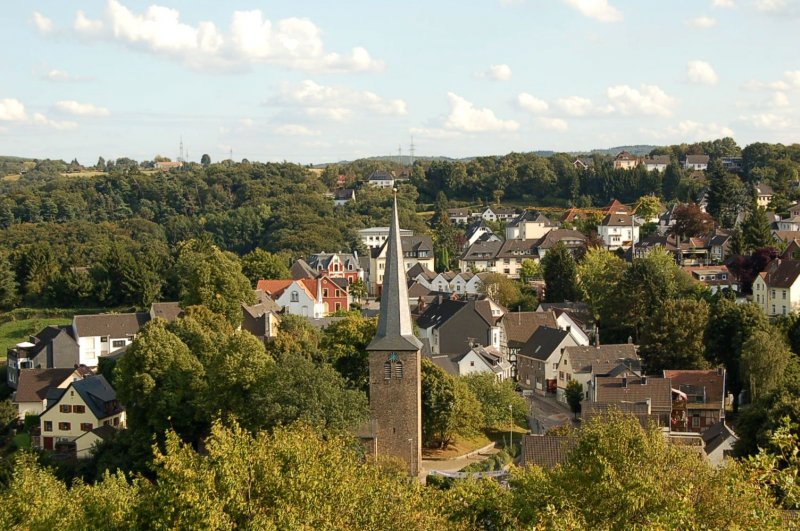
[409,136,415,167]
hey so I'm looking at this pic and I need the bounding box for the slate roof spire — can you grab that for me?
[368,192,422,352]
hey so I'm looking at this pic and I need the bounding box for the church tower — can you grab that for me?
[367,192,423,477]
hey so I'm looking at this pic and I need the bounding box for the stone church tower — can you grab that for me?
[366,193,423,477]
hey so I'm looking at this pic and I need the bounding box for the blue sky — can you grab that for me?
[1,0,799,164]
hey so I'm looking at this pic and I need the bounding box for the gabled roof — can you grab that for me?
[685,154,710,164]
[406,262,436,281]
[242,289,281,318]
[14,368,78,403]
[600,213,638,227]
[306,252,361,272]
[702,421,737,454]
[256,279,294,298]
[496,239,538,259]
[66,375,123,420]
[510,210,554,226]
[538,302,594,328]
[594,376,672,412]
[371,235,434,259]
[505,311,558,349]
[762,259,800,289]
[603,199,630,214]
[563,344,639,374]
[407,281,432,299]
[520,326,570,361]
[755,183,774,195]
[460,240,503,261]
[334,188,355,200]
[615,151,636,161]
[536,229,586,250]
[16,325,76,358]
[73,313,150,339]
[644,155,671,165]
[150,302,184,322]
[368,170,394,181]
[521,435,576,468]
[290,259,318,280]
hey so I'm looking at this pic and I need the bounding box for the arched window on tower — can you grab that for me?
[384,362,392,380]
[394,361,404,379]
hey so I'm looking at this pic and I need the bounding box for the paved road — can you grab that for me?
[422,446,499,473]
[526,392,575,433]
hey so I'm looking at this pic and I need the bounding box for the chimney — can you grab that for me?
[317,278,323,302]
[595,326,601,349]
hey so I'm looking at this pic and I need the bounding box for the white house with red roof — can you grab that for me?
[257,279,327,318]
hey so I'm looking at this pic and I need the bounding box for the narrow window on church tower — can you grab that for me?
[384,362,392,380]
[394,361,403,379]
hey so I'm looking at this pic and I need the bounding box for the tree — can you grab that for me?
[577,247,626,322]
[541,242,578,303]
[519,258,542,284]
[240,248,290,285]
[175,238,254,326]
[319,314,377,391]
[348,278,367,304]
[0,251,18,310]
[462,373,528,427]
[114,319,207,443]
[746,416,800,509]
[200,153,211,166]
[742,205,774,252]
[565,379,583,419]
[706,299,770,411]
[741,329,793,402]
[669,203,714,239]
[477,272,521,308]
[728,227,746,258]
[635,195,661,220]
[639,299,710,372]
[421,359,483,448]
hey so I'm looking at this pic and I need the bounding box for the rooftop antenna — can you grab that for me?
[409,136,415,166]
[178,136,184,163]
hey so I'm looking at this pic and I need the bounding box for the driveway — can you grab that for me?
[526,392,575,433]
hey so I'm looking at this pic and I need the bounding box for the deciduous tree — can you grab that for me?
[542,242,578,303]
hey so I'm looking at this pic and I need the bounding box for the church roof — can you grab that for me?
[368,195,422,352]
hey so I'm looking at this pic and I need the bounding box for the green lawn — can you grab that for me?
[0,317,72,355]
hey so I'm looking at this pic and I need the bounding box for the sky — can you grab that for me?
[1,0,799,164]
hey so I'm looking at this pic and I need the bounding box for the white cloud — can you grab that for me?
[481,64,513,81]
[754,0,790,12]
[556,96,595,116]
[772,92,790,106]
[32,113,78,130]
[741,112,793,129]
[517,93,549,114]
[47,1,384,73]
[606,84,675,116]
[675,120,734,138]
[275,124,321,136]
[444,92,519,132]
[0,99,28,121]
[687,60,719,85]
[562,0,622,22]
[32,11,53,33]
[46,70,75,82]
[54,100,110,117]
[713,0,735,7]
[743,70,800,92]
[687,16,718,27]
[537,117,568,132]
[273,80,406,121]
[786,70,800,88]
[409,127,464,140]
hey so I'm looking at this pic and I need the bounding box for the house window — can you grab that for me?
[323,288,328,297]
[60,405,72,413]
[470,361,475,367]
[112,340,126,348]
[335,302,341,311]
[559,371,564,381]
[100,336,108,343]
[783,291,787,300]
[772,290,776,298]
[58,422,71,431]
[80,423,93,432]
[692,415,700,428]
[394,361,404,379]
[384,362,392,380]
[73,405,86,414]
[43,421,52,432]
[290,291,299,302]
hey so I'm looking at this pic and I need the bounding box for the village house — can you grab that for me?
[683,154,710,171]
[682,265,738,294]
[598,213,640,250]
[447,344,512,381]
[556,344,641,402]
[369,235,434,296]
[505,211,555,240]
[702,421,738,467]
[358,226,414,250]
[755,183,774,208]
[644,155,670,172]
[474,206,517,223]
[37,374,125,455]
[613,151,639,170]
[504,310,559,363]
[71,312,150,367]
[572,157,594,171]
[464,220,500,249]
[13,367,90,420]
[752,258,800,317]
[6,325,79,389]
[241,290,282,344]
[520,435,577,467]
[517,326,577,394]
[591,375,673,427]
[367,170,395,188]
[257,277,347,316]
[778,215,800,232]
[416,297,506,359]
[304,252,363,283]
[446,208,471,225]
[333,188,356,206]
[664,369,726,434]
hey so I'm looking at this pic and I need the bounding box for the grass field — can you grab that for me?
[0,317,72,355]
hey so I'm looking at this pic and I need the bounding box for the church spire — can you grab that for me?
[368,192,422,352]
